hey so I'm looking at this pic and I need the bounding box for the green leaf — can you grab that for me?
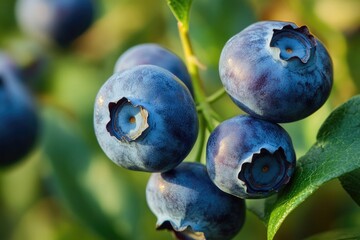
[304,228,360,240]
[166,0,193,28]
[258,95,360,240]
[41,107,138,240]
[340,168,360,206]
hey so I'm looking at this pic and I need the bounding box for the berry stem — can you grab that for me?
[177,22,216,133]
[206,88,226,104]
[194,116,206,163]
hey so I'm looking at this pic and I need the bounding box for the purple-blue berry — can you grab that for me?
[94,65,198,172]
[206,115,296,199]
[16,0,96,47]
[114,43,193,95]
[219,21,333,123]
[146,162,246,240]
[0,53,39,167]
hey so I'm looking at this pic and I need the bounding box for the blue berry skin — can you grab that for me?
[94,65,198,172]
[114,43,194,95]
[219,21,333,123]
[0,53,39,167]
[146,162,246,240]
[16,0,96,47]
[206,115,296,199]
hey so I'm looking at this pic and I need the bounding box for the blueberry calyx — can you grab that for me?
[270,25,317,64]
[238,147,292,195]
[106,97,149,142]
[158,221,205,240]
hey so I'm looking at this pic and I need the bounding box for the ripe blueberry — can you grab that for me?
[16,0,96,47]
[114,43,193,95]
[0,53,39,167]
[206,115,296,199]
[94,65,198,172]
[219,21,333,123]
[146,162,246,240]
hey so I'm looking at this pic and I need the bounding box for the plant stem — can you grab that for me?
[177,22,216,132]
[207,88,226,104]
[194,115,206,163]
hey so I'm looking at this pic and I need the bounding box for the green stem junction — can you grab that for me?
[177,22,223,162]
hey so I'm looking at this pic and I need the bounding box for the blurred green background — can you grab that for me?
[0,0,359,239]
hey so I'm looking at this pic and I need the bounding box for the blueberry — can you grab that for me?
[0,53,39,167]
[206,115,296,199]
[16,0,96,47]
[94,65,198,172]
[219,21,333,123]
[114,43,193,95]
[146,162,246,240]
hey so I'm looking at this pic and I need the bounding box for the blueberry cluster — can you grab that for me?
[209,21,333,202]
[0,0,96,167]
[94,20,333,239]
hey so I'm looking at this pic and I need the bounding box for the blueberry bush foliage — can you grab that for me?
[0,0,359,239]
